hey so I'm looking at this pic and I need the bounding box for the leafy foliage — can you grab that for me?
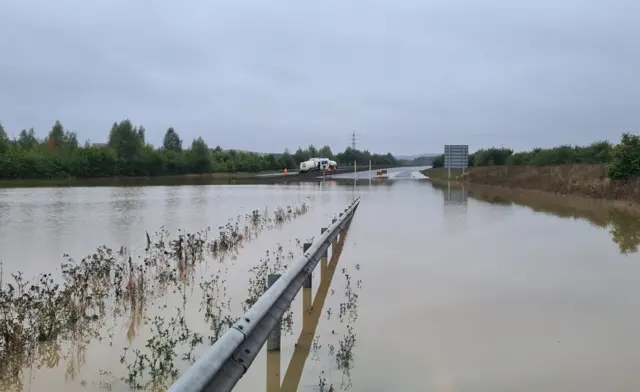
[162,128,182,152]
[0,123,9,154]
[0,120,398,179]
[429,134,638,180]
[607,133,640,180]
[431,154,444,168]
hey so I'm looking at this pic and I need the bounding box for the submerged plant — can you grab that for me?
[0,200,312,389]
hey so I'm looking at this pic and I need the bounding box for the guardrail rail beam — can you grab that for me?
[167,198,360,392]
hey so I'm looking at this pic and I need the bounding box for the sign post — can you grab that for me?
[444,145,469,179]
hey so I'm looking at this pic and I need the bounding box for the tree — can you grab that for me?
[318,145,333,158]
[17,128,39,151]
[187,137,212,173]
[137,125,146,144]
[608,133,640,180]
[108,120,144,158]
[163,127,183,152]
[47,120,65,148]
[0,117,402,179]
[0,123,9,154]
[279,151,296,169]
[431,155,444,168]
[293,148,310,164]
[46,120,78,153]
[473,148,513,166]
[64,131,79,151]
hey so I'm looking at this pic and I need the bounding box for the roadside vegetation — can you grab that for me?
[0,120,397,180]
[424,133,640,202]
[430,133,640,181]
[0,200,360,391]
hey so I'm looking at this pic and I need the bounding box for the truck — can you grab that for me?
[299,159,317,173]
[299,157,338,173]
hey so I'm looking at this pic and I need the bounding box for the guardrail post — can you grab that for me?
[267,274,282,351]
[303,243,313,290]
[302,243,313,325]
[331,218,338,250]
[320,228,328,279]
[266,274,281,392]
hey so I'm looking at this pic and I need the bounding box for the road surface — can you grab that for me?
[325,165,429,180]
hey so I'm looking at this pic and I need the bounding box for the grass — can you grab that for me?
[420,167,465,180]
[423,164,640,204]
[461,164,640,202]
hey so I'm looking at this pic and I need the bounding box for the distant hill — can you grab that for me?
[395,153,440,161]
[216,148,282,158]
[396,153,440,166]
[216,149,441,163]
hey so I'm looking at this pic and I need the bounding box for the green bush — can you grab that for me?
[432,155,444,168]
[0,120,399,180]
[431,134,637,180]
[607,133,640,180]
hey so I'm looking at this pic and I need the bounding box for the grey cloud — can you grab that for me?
[0,0,639,154]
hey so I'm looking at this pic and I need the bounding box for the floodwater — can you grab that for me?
[0,178,639,392]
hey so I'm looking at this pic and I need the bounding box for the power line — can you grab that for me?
[351,130,360,150]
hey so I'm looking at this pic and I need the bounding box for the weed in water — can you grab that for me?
[0,200,311,389]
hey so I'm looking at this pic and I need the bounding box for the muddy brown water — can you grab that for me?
[0,180,639,392]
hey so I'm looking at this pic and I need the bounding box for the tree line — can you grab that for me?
[431,133,640,180]
[0,120,398,179]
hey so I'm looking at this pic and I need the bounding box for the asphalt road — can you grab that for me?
[254,167,355,178]
[250,166,430,183]
[326,166,429,180]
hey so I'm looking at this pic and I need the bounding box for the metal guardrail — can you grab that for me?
[167,197,361,392]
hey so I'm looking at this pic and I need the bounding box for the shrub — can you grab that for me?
[607,133,640,180]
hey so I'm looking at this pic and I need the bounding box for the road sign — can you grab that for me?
[444,144,468,169]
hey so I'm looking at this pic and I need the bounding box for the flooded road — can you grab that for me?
[1,179,639,392]
[326,165,429,180]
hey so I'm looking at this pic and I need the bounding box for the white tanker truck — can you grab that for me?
[299,157,338,173]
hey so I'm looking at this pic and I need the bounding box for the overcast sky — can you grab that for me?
[0,1,638,155]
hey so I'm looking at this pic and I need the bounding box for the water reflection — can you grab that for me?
[109,187,146,247]
[429,181,469,232]
[275,226,350,392]
[0,190,11,235]
[452,182,640,255]
[46,188,67,248]
[443,182,468,206]
[163,186,182,223]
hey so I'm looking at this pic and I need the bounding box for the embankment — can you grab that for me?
[0,165,397,188]
[421,168,464,180]
[425,165,640,204]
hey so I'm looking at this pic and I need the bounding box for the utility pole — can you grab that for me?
[350,130,360,151]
